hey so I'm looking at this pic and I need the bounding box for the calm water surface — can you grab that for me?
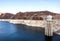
[0,21,60,41]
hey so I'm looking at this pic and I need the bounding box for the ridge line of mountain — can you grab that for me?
[0,11,60,19]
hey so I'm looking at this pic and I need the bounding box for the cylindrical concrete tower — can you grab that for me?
[45,15,53,41]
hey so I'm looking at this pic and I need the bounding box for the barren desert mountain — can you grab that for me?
[0,11,60,20]
[12,12,27,19]
[0,13,14,19]
[12,11,60,20]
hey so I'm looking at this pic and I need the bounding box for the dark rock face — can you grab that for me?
[0,13,14,19]
[0,13,3,19]
[0,11,60,19]
[12,11,58,20]
[12,12,27,19]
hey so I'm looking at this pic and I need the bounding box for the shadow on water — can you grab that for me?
[15,24,60,41]
[44,33,60,41]
[15,24,45,33]
[15,24,45,41]
[45,36,53,41]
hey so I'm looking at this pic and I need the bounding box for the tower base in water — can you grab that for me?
[45,35,53,41]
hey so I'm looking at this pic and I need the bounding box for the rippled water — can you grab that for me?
[0,21,60,41]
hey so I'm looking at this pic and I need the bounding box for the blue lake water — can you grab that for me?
[0,21,60,41]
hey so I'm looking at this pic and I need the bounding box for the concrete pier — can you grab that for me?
[45,15,53,41]
[45,21,53,36]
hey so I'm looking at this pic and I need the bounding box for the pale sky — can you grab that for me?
[0,0,60,14]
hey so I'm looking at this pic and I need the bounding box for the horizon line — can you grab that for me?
[0,10,60,14]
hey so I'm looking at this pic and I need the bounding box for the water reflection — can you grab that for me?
[15,24,45,41]
[45,36,53,41]
[0,21,60,41]
[0,21,16,36]
[0,21,45,41]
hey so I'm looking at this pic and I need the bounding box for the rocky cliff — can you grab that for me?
[0,13,14,19]
[12,11,59,20]
[0,11,60,20]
